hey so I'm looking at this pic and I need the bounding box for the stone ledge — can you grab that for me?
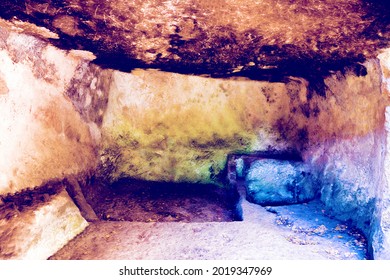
[0,189,88,260]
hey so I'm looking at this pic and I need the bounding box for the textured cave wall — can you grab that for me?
[372,105,390,260]
[379,49,390,96]
[0,22,110,259]
[371,48,390,259]
[98,61,387,187]
[96,57,390,258]
[301,59,389,258]
[0,22,97,196]
[98,70,310,184]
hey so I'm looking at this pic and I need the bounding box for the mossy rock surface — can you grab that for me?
[97,70,294,185]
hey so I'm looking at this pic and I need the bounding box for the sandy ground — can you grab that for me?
[50,181,367,260]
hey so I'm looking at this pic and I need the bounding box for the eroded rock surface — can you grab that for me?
[0,189,88,260]
[0,22,102,196]
[0,0,388,87]
[98,69,305,184]
[246,159,316,206]
[0,22,102,259]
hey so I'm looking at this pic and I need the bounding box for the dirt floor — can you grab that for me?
[82,179,240,223]
[50,180,368,260]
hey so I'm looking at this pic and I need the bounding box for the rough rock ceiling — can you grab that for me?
[1,0,389,95]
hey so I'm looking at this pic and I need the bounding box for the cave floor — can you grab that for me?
[82,180,238,223]
[50,189,368,260]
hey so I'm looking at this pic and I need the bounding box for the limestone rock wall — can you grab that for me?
[371,49,390,259]
[0,23,102,196]
[99,60,387,187]
[98,69,313,184]
[302,59,389,258]
[370,106,390,260]
[0,22,108,259]
[98,59,390,259]
[379,49,390,97]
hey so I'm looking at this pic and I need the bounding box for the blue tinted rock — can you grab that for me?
[246,159,316,206]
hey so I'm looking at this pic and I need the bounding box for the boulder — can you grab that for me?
[246,159,316,206]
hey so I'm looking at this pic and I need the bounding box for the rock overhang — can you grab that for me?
[0,0,389,96]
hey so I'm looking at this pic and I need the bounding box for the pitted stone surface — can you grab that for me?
[0,190,88,260]
[246,159,316,206]
[0,0,389,84]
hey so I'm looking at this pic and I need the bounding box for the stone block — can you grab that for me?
[245,159,316,206]
[0,189,88,259]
